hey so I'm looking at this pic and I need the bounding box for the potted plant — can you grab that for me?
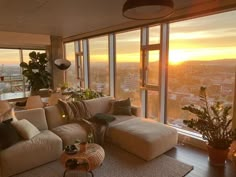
[67,88,103,101]
[182,86,236,166]
[20,51,52,94]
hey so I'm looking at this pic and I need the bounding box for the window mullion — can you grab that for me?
[159,23,169,124]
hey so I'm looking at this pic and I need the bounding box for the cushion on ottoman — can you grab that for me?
[107,118,178,161]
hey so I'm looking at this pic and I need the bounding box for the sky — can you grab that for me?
[1,10,236,65]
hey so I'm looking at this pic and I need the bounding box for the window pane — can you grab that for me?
[65,42,78,88]
[89,36,109,95]
[167,11,236,132]
[147,50,159,86]
[149,25,160,44]
[0,49,23,94]
[116,30,141,106]
[22,49,45,63]
[147,90,160,121]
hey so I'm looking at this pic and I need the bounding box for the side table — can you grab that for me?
[60,143,105,177]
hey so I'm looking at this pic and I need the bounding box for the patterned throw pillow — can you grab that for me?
[112,98,132,116]
[57,99,75,121]
[57,99,91,121]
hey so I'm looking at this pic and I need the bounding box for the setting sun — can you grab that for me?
[169,50,189,65]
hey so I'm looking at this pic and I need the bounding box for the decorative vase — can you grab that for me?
[207,145,229,166]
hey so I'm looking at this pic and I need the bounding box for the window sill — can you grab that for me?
[170,126,207,150]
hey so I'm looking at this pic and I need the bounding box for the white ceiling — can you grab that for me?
[0,0,236,40]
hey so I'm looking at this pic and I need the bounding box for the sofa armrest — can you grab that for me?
[131,105,141,117]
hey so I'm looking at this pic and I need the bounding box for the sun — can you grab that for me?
[169,50,189,65]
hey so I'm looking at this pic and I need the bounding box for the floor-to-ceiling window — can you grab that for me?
[89,35,109,95]
[115,29,141,106]
[0,49,22,95]
[65,42,77,88]
[0,48,45,100]
[167,10,236,134]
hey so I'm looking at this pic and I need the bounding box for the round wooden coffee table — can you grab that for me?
[60,143,105,177]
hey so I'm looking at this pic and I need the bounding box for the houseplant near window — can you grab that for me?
[182,86,236,166]
[20,51,52,94]
[66,88,103,101]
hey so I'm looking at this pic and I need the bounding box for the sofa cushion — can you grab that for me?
[52,123,87,147]
[12,119,40,140]
[83,96,114,117]
[0,130,62,177]
[0,119,21,150]
[15,108,48,131]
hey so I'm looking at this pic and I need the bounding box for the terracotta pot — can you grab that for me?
[0,76,4,81]
[207,145,229,166]
[79,142,87,153]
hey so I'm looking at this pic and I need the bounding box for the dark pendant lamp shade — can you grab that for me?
[54,59,71,70]
[122,0,174,20]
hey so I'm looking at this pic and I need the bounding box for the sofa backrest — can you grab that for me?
[83,96,114,116]
[15,108,48,131]
[44,105,66,129]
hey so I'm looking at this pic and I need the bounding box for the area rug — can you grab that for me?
[13,144,193,177]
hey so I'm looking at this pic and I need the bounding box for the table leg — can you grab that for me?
[63,169,67,177]
[89,171,94,177]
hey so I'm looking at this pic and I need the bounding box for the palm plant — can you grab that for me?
[182,86,236,150]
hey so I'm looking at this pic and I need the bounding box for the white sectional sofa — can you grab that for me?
[0,96,178,177]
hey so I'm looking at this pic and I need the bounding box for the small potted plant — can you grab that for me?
[182,86,236,166]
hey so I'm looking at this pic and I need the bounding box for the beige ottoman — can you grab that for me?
[107,118,178,161]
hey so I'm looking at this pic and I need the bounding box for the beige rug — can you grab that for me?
[13,144,193,177]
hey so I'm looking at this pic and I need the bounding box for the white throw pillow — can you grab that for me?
[12,119,40,140]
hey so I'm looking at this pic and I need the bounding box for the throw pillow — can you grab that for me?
[12,119,40,140]
[112,98,132,115]
[58,99,75,120]
[57,99,91,121]
[0,119,22,150]
[92,113,116,124]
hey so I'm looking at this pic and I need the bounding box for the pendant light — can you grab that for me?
[122,0,174,20]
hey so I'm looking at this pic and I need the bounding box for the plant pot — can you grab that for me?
[207,145,229,166]
[79,142,87,153]
[0,76,4,81]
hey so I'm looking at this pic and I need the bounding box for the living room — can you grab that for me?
[0,0,236,177]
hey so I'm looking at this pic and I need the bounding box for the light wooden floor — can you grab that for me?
[165,144,236,177]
